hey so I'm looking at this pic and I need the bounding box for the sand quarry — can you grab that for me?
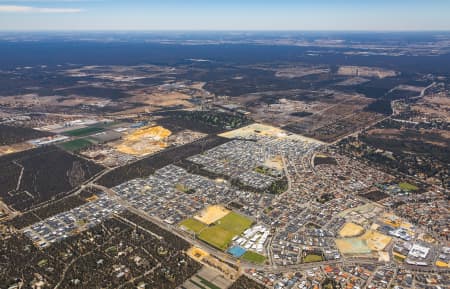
[115,125,171,156]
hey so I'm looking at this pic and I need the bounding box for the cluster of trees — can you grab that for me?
[228,276,267,289]
[0,146,104,211]
[157,110,252,134]
[0,124,53,146]
[9,194,87,229]
[1,211,202,289]
[338,137,449,188]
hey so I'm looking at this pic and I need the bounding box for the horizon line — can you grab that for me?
[1,29,450,33]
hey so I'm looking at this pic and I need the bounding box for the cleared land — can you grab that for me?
[339,223,365,238]
[335,238,372,255]
[115,125,172,156]
[193,205,230,225]
[337,66,397,78]
[360,230,392,251]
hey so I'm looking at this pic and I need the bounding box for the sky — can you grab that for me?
[0,0,449,31]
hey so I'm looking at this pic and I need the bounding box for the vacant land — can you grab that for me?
[115,125,171,156]
[241,251,266,264]
[193,205,230,225]
[339,223,365,238]
[337,66,397,78]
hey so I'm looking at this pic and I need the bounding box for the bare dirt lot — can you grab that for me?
[337,66,397,78]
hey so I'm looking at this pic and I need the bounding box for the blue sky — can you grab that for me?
[0,0,449,31]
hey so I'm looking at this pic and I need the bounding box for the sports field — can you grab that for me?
[303,254,324,263]
[214,212,253,235]
[59,138,94,151]
[199,227,236,250]
[198,211,253,251]
[64,126,104,137]
[399,182,419,191]
[180,218,207,234]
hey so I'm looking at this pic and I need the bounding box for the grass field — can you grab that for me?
[180,218,207,234]
[398,182,419,191]
[303,254,324,263]
[64,127,104,137]
[198,211,253,251]
[199,226,236,250]
[241,251,266,264]
[59,138,94,151]
[214,212,253,235]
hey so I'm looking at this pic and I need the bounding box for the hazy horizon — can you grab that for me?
[1,0,450,31]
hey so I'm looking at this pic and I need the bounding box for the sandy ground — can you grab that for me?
[0,94,111,108]
[0,142,34,156]
[335,238,371,255]
[126,91,195,108]
[194,205,231,225]
[337,66,397,78]
[115,125,171,156]
[219,123,322,144]
[339,223,365,238]
[264,155,284,171]
[360,230,392,251]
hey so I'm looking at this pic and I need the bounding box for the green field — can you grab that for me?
[398,182,419,191]
[179,218,207,234]
[241,251,266,264]
[199,226,235,250]
[63,126,104,137]
[198,212,253,251]
[303,254,324,263]
[59,138,94,151]
[214,212,253,235]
